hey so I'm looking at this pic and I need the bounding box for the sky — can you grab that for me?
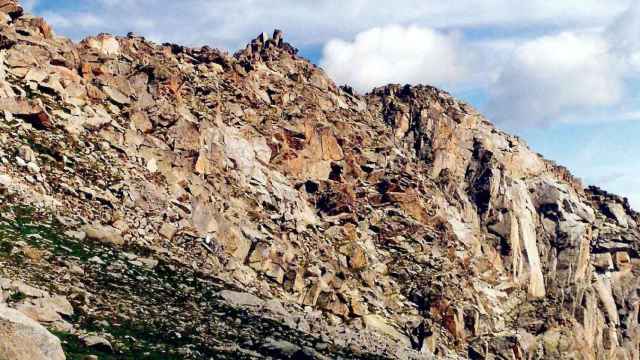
[26,0,640,209]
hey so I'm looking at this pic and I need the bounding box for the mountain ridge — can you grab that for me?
[1,1,639,359]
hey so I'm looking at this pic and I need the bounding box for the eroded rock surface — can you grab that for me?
[0,2,639,359]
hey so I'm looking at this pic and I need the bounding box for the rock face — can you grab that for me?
[0,2,639,359]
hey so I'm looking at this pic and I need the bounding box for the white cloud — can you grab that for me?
[41,10,103,29]
[316,3,640,128]
[607,2,640,54]
[320,26,470,92]
[606,3,640,79]
[32,0,632,50]
[487,32,625,126]
[315,2,640,128]
[486,3,640,127]
[320,26,631,127]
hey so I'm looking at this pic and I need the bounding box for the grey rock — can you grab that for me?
[219,290,264,308]
[605,202,629,228]
[81,334,112,351]
[261,337,302,358]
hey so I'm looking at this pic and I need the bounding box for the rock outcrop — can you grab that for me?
[0,2,639,359]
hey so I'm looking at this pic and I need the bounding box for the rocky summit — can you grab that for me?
[0,1,639,359]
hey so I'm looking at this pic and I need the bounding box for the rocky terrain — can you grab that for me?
[1,1,639,359]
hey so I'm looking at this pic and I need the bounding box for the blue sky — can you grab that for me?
[27,0,640,208]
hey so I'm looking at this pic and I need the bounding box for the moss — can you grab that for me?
[7,291,27,303]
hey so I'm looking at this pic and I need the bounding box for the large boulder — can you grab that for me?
[0,304,65,360]
[82,224,125,246]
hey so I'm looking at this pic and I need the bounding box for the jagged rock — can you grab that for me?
[0,98,52,129]
[261,338,303,358]
[83,34,120,56]
[348,245,368,270]
[0,5,638,359]
[605,202,629,228]
[103,85,130,105]
[159,223,177,240]
[131,111,153,133]
[14,296,72,323]
[17,145,35,163]
[6,280,48,298]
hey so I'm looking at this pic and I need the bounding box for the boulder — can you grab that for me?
[348,245,368,270]
[0,174,11,194]
[261,338,302,358]
[0,98,52,129]
[8,281,48,298]
[219,290,264,308]
[605,202,629,228]
[0,305,65,360]
[82,224,125,246]
[81,335,112,352]
[159,223,177,240]
[84,34,120,56]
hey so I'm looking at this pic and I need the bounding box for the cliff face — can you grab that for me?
[0,1,639,359]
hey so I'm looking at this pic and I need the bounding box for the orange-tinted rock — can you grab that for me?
[348,246,368,270]
[0,0,22,18]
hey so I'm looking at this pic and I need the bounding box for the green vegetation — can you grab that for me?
[7,291,27,303]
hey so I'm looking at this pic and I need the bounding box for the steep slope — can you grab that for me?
[0,1,639,359]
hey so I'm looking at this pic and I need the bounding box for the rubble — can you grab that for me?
[0,1,639,359]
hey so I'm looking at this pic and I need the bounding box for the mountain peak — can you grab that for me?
[236,29,299,61]
[0,5,638,360]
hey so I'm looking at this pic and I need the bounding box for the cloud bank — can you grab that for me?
[486,32,625,126]
[321,26,470,91]
[320,3,640,128]
[33,0,631,49]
